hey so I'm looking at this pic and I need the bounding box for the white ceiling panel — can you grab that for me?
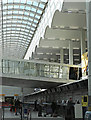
[52,11,86,28]
[62,1,86,12]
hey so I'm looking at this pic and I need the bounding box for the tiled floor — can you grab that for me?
[2,108,37,120]
[3,108,21,119]
[2,108,64,120]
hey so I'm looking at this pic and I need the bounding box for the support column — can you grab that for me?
[60,48,64,64]
[69,41,73,65]
[21,88,24,103]
[86,1,91,110]
[21,88,24,118]
[81,29,86,56]
[81,29,86,77]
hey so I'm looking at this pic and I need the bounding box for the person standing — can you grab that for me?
[51,102,57,115]
[15,99,21,115]
[34,100,37,111]
[38,100,43,117]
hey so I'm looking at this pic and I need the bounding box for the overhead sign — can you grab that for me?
[82,95,88,107]
[14,94,18,96]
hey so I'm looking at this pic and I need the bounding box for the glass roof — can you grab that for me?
[1,0,48,58]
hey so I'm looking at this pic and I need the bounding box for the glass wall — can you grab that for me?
[1,59,81,80]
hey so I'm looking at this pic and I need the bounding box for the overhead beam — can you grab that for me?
[33,54,60,60]
[51,10,86,28]
[44,27,86,40]
[39,39,81,48]
[35,47,60,54]
[35,47,67,56]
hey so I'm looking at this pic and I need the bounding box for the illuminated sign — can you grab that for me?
[82,95,88,107]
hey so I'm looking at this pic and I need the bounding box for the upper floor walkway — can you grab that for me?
[0,58,81,88]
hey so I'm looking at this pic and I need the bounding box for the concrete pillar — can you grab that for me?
[81,29,86,56]
[60,48,64,64]
[86,1,91,109]
[21,88,24,102]
[81,29,86,77]
[21,88,24,118]
[69,41,73,65]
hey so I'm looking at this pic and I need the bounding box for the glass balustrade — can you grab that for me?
[0,59,81,80]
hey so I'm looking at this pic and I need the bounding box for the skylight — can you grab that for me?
[1,0,48,58]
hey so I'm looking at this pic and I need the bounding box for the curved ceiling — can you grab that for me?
[1,0,48,58]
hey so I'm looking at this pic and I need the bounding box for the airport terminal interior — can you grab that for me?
[0,0,91,120]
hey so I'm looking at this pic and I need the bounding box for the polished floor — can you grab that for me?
[2,108,64,120]
[3,108,22,120]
